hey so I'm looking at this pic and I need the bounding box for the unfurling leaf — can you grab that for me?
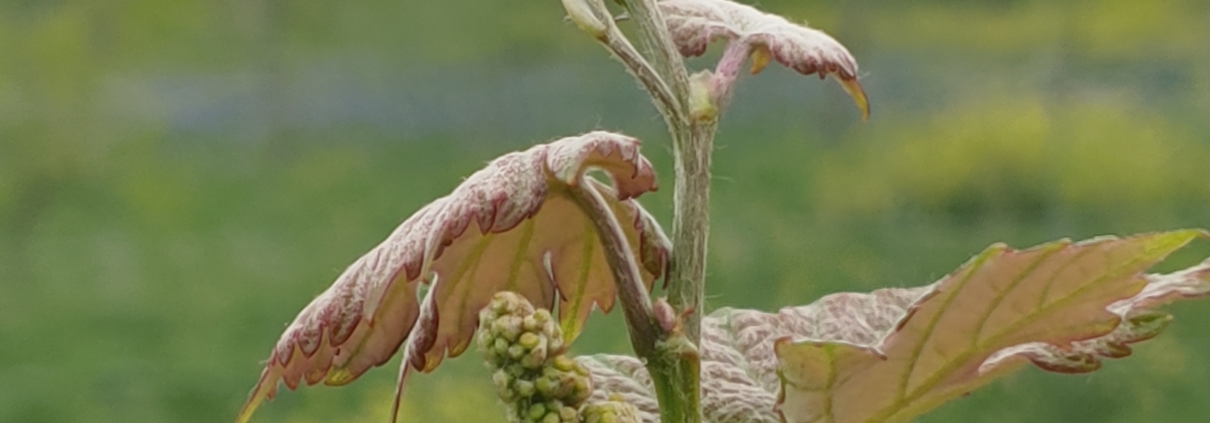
[659,0,870,120]
[236,131,671,423]
[578,231,1210,423]
[775,230,1209,423]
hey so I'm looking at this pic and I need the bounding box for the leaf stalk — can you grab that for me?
[569,179,704,423]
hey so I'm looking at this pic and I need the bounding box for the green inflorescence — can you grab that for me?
[477,292,594,423]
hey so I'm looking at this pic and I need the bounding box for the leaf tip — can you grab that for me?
[559,317,584,345]
[235,368,280,423]
[1136,229,1206,258]
[389,360,413,423]
[837,77,870,121]
[980,241,1011,258]
[323,368,354,386]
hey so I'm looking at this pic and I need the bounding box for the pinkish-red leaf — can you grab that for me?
[236,131,670,423]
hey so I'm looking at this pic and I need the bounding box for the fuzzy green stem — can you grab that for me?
[648,333,702,423]
[616,0,692,107]
[617,1,713,423]
[617,0,711,346]
[666,122,714,344]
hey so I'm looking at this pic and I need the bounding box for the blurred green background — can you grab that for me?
[2,0,1210,422]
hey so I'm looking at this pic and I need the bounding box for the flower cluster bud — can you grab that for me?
[478,292,593,423]
[580,395,642,423]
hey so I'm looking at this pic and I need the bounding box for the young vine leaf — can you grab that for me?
[775,230,1209,423]
[659,0,870,120]
[236,131,671,423]
[578,231,1210,423]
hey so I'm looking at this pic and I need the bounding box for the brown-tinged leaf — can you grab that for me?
[775,230,1209,423]
[579,286,932,423]
[578,231,1210,423]
[659,0,870,119]
[236,131,671,423]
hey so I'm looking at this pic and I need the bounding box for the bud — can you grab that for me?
[509,344,527,360]
[495,338,511,356]
[495,315,524,342]
[688,71,719,123]
[514,379,536,398]
[569,375,592,405]
[652,297,680,334]
[562,0,608,39]
[521,344,548,370]
[581,396,641,423]
[492,369,517,402]
[528,402,547,421]
[552,355,577,373]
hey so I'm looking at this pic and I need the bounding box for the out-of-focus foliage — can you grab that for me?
[1,0,1208,422]
[812,97,1210,222]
